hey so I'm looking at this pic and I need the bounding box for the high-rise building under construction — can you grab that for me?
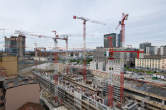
[104,33,122,48]
[5,35,25,57]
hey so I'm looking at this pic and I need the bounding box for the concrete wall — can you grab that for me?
[33,57,48,61]
[0,56,18,76]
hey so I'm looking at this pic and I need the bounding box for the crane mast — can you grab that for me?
[116,13,128,47]
[116,13,128,106]
[73,16,105,81]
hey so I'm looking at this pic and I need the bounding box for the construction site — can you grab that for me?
[0,2,166,109]
[30,13,166,109]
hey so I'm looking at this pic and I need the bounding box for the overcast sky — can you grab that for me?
[0,0,166,50]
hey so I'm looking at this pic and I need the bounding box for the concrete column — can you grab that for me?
[162,100,165,105]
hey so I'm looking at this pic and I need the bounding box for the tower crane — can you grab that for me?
[111,13,128,106]
[14,30,69,50]
[52,30,69,66]
[15,30,51,38]
[73,16,105,81]
[115,13,128,47]
[112,13,143,59]
[52,30,68,50]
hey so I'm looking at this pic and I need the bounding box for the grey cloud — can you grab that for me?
[0,0,166,49]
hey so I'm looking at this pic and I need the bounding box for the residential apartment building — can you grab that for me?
[135,55,166,72]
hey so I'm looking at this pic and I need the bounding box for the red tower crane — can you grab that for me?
[52,30,69,74]
[116,13,128,106]
[106,13,129,107]
[113,13,143,59]
[52,31,69,104]
[107,36,114,108]
[73,16,105,81]
[116,13,128,47]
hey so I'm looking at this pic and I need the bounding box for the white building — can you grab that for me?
[135,55,166,72]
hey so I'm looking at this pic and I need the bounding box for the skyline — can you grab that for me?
[0,0,166,50]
